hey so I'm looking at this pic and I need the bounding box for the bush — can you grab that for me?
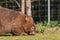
[50,21,59,27]
[36,22,46,33]
[36,21,60,33]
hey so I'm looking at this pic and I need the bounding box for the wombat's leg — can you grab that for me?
[12,26,24,36]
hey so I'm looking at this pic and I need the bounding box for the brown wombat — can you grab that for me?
[0,7,36,36]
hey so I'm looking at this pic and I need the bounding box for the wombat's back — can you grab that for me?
[0,7,26,33]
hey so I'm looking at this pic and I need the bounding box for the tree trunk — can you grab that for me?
[26,0,32,16]
[21,0,25,14]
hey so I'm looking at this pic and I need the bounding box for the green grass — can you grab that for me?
[0,31,60,40]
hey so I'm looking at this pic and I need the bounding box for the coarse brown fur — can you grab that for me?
[24,16,36,35]
[0,7,36,36]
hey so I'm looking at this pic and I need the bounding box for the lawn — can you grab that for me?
[0,28,60,40]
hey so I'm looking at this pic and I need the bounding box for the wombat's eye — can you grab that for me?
[31,26,34,30]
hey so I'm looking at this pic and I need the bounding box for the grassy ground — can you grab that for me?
[0,28,60,40]
[0,33,60,40]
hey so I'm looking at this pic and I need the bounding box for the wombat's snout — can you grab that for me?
[29,32,35,35]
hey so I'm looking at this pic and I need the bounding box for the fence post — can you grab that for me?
[48,0,50,24]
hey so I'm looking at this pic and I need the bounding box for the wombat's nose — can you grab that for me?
[30,32,35,35]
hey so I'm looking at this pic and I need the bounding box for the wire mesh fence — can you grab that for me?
[0,0,60,23]
[0,0,21,11]
[32,0,60,23]
[32,0,48,23]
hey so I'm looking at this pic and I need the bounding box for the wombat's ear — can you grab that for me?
[25,16,28,21]
[25,16,30,21]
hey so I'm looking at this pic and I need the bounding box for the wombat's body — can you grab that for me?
[0,7,36,36]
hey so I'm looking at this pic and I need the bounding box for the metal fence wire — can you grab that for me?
[0,0,21,11]
[32,0,48,22]
[0,0,60,23]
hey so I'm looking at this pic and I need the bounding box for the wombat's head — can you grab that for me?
[24,16,36,35]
